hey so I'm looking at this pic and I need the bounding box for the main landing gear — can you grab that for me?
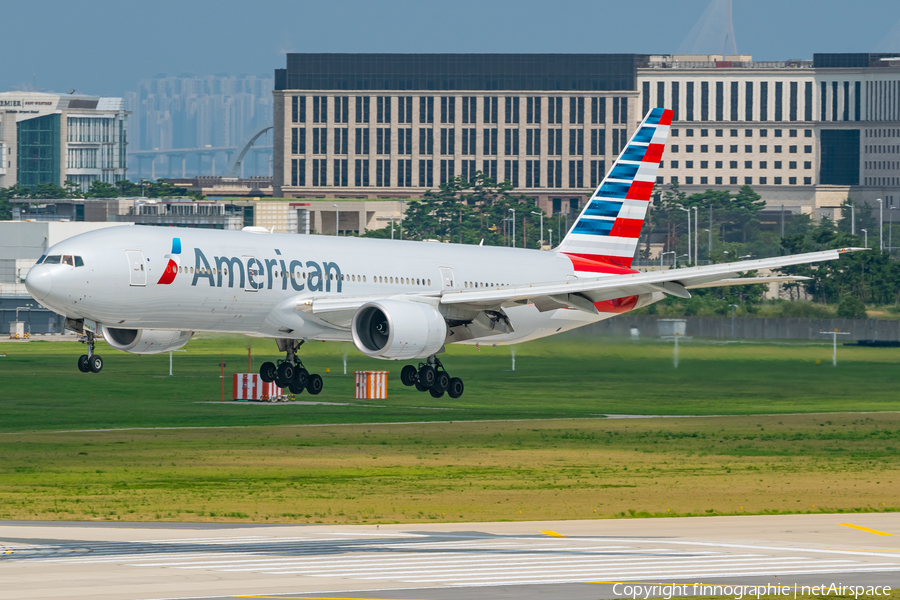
[400,356,464,399]
[259,339,323,396]
[77,331,103,374]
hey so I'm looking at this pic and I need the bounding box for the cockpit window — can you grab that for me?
[63,255,75,266]
[74,256,84,267]
[43,255,61,264]
[37,255,47,264]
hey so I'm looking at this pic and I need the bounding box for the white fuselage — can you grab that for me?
[26,226,633,349]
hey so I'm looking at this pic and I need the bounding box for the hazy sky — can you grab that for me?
[5,0,900,97]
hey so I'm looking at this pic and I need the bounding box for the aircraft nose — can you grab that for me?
[25,265,52,301]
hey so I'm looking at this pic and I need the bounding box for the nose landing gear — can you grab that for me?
[259,339,324,395]
[77,332,103,373]
[401,356,464,399]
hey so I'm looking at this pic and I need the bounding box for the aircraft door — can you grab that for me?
[243,256,262,291]
[125,251,146,286]
[439,267,456,290]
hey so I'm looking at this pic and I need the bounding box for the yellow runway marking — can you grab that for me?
[540,530,566,538]
[839,522,894,536]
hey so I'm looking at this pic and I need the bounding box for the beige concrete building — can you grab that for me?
[273,54,646,217]
[272,53,900,221]
[644,53,900,220]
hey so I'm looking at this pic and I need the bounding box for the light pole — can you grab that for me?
[819,330,850,367]
[378,215,395,239]
[692,206,698,265]
[890,207,898,254]
[876,198,883,252]
[509,208,516,248]
[531,210,544,249]
[850,201,855,236]
[861,228,868,248]
[678,205,691,265]
[675,254,688,268]
[729,303,738,338]
[332,204,339,236]
[661,250,675,268]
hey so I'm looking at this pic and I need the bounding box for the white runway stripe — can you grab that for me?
[383,561,879,585]
[348,557,830,581]
[125,547,705,568]
[179,552,759,573]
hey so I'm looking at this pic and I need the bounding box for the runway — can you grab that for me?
[1,514,898,600]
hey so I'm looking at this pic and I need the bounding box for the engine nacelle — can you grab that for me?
[103,327,193,354]
[351,300,447,360]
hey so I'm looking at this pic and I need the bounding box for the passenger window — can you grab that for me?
[44,255,61,264]
[75,256,84,267]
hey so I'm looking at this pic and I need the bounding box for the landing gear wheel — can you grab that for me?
[429,387,445,398]
[400,365,418,386]
[417,365,436,388]
[306,374,323,395]
[275,362,295,388]
[288,380,305,395]
[447,377,464,399]
[432,372,450,393]
[77,355,89,373]
[259,362,276,383]
[293,367,309,388]
[415,381,429,392]
[88,355,104,373]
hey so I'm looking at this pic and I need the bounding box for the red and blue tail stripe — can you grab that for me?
[558,107,673,273]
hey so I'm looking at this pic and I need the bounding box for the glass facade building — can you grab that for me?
[17,114,60,187]
[0,92,128,192]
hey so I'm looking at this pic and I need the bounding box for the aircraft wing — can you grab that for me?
[440,247,863,312]
[683,275,810,290]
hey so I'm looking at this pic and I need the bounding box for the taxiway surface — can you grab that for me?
[1,514,898,600]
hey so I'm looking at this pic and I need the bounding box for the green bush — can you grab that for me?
[837,296,868,319]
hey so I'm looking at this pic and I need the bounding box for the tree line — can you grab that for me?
[0,179,203,219]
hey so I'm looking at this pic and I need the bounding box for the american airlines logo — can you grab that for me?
[190,247,343,293]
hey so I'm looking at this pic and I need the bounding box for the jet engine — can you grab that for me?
[351,300,447,360]
[102,327,194,354]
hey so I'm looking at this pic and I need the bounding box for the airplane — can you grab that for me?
[25,108,857,398]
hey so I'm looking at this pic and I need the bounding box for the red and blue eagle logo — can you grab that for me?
[156,238,182,285]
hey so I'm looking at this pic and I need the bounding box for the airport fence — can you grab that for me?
[582,315,900,342]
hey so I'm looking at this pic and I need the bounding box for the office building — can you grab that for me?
[646,52,900,218]
[0,92,128,191]
[272,53,900,218]
[273,54,645,215]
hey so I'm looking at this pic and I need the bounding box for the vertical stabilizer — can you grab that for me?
[557,107,673,272]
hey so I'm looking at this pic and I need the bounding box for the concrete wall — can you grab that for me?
[581,315,900,342]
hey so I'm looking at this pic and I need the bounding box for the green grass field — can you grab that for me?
[1,414,897,523]
[1,334,898,524]
[0,334,898,432]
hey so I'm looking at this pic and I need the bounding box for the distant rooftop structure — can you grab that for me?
[677,0,738,56]
[644,54,812,69]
